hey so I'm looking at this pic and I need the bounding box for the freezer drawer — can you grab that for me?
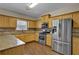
[52,41,58,51]
[62,44,71,55]
[57,42,63,54]
[52,41,63,54]
[52,40,71,54]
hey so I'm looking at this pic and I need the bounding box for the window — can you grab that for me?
[16,20,28,30]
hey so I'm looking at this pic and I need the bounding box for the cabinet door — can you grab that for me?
[0,16,3,27]
[73,37,79,55]
[0,15,9,28]
[23,34,35,42]
[46,34,52,46]
[28,21,36,28]
[52,16,63,20]
[62,14,72,19]
[0,15,16,28]
[35,32,39,41]
[16,34,25,41]
[16,33,35,42]
[4,16,10,27]
[73,12,79,28]
[9,17,16,28]
[48,18,52,28]
[37,20,42,28]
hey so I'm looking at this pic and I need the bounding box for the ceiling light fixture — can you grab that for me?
[26,3,38,8]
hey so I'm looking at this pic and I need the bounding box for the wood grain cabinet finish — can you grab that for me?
[0,15,16,28]
[46,34,52,46]
[34,32,39,41]
[9,17,17,28]
[16,34,35,42]
[73,37,79,55]
[72,12,79,28]
[28,21,37,28]
[48,18,52,28]
[0,15,9,28]
[62,14,73,19]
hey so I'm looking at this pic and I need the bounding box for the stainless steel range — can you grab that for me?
[39,23,48,45]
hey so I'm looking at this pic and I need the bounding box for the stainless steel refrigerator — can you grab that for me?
[51,19,72,55]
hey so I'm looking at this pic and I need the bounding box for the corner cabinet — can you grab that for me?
[0,15,16,28]
[72,12,79,28]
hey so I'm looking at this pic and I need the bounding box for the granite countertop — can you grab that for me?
[0,35,25,51]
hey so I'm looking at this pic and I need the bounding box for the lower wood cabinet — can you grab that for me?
[16,33,35,42]
[73,37,79,55]
[34,32,39,41]
[46,34,52,46]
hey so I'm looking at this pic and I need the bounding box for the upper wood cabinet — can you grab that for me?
[48,18,52,28]
[62,14,73,19]
[72,12,79,28]
[0,15,9,28]
[9,17,17,28]
[0,15,16,28]
[39,14,51,28]
[28,21,37,28]
[36,20,41,28]
[51,16,63,20]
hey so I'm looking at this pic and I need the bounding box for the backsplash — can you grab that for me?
[0,28,36,35]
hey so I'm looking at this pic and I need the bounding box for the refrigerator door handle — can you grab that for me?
[58,23,61,38]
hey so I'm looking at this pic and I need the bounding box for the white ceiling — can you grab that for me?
[0,3,79,19]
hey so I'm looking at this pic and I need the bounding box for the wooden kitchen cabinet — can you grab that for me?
[23,34,35,42]
[0,15,9,28]
[46,34,52,46]
[40,14,51,28]
[28,21,37,28]
[16,33,35,42]
[72,12,79,28]
[9,17,17,28]
[62,14,73,19]
[52,16,63,20]
[48,18,52,28]
[73,37,79,55]
[34,32,39,41]
[0,15,16,28]
[16,34,25,41]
